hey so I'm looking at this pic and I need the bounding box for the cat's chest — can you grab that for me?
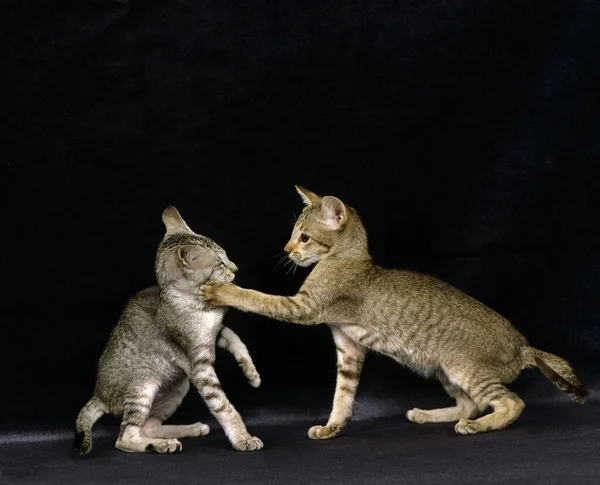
[188,309,225,333]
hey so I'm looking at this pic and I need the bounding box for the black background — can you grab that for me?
[2,0,599,440]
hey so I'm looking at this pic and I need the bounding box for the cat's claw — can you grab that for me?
[232,436,264,452]
[308,424,342,440]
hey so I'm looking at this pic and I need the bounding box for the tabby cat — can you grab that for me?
[74,207,263,454]
[201,186,588,437]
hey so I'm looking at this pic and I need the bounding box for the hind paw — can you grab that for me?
[146,439,183,453]
[455,418,483,435]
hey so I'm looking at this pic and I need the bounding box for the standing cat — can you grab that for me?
[74,207,263,454]
[201,186,588,437]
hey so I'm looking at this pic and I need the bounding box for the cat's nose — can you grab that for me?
[283,241,294,253]
[230,262,239,273]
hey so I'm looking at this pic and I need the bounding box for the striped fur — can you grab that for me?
[202,187,588,437]
[74,207,262,455]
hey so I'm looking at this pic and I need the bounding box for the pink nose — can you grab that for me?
[284,242,294,253]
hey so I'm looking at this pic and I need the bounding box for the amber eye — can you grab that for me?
[300,233,310,243]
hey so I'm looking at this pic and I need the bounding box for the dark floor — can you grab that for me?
[2,403,599,485]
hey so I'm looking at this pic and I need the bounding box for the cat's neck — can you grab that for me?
[161,282,211,312]
[331,209,371,261]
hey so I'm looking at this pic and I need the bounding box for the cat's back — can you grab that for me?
[364,266,523,337]
[100,286,162,360]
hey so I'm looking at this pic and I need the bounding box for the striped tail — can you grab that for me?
[74,397,106,455]
[532,348,589,404]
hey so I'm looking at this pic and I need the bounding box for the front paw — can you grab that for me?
[308,424,343,440]
[238,359,261,388]
[199,283,229,308]
[232,436,264,452]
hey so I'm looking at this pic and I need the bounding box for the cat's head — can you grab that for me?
[284,186,368,267]
[155,207,237,289]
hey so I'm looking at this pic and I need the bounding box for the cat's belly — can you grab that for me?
[339,324,438,377]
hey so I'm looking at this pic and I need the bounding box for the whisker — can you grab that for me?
[273,254,290,272]
[285,259,297,276]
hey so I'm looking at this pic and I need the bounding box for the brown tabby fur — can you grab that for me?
[201,186,588,437]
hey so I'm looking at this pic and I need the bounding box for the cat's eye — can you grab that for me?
[300,233,310,243]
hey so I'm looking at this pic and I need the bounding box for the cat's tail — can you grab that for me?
[527,347,588,404]
[74,396,107,455]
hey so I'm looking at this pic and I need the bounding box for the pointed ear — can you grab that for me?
[295,185,322,206]
[320,196,348,229]
[162,206,191,233]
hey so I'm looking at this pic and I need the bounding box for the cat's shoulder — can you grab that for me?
[124,286,161,312]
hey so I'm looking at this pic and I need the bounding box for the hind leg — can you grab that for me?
[407,380,481,424]
[454,381,524,435]
[143,378,209,439]
[115,382,183,453]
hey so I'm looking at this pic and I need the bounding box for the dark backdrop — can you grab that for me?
[2,0,599,435]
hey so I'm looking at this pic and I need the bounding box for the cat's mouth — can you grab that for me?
[291,256,318,267]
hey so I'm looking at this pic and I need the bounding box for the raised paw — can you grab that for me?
[406,408,428,424]
[198,284,218,309]
[308,424,342,440]
[248,373,261,388]
[199,282,232,309]
[146,439,183,453]
[455,418,484,435]
[238,360,261,388]
[232,436,264,452]
[189,422,210,437]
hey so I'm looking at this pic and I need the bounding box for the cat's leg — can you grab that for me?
[407,380,481,424]
[200,284,320,325]
[309,327,365,440]
[190,362,263,451]
[217,326,261,388]
[115,382,183,453]
[143,377,210,439]
[454,379,525,435]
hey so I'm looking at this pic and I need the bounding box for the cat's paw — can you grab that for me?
[189,422,210,437]
[308,424,342,440]
[406,408,428,424]
[146,439,183,453]
[232,436,264,452]
[454,418,484,435]
[245,371,261,388]
[199,283,229,308]
[238,360,261,388]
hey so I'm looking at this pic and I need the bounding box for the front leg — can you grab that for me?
[217,326,261,388]
[201,283,320,325]
[190,362,263,452]
[309,327,365,440]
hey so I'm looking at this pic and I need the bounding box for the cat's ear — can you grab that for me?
[295,185,322,206]
[177,245,213,269]
[320,196,348,229]
[162,206,192,233]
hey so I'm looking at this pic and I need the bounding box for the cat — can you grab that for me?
[201,186,588,438]
[74,206,263,454]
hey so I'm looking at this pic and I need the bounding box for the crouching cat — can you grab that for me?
[74,207,263,454]
[201,186,588,437]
